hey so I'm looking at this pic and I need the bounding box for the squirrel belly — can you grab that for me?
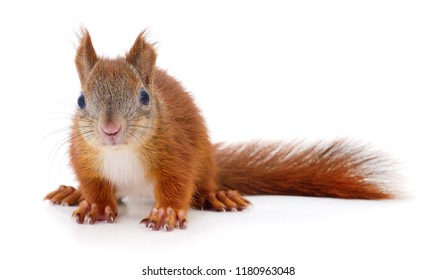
[44,28,396,231]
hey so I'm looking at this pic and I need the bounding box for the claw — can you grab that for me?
[140,218,151,228]
[164,223,173,232]
[148,222,156,230]
[179,220,188,229]
[164,208,175,231]
[104,206,115,223]
[107,214,114,223]
[72,212,83,224]
[155,208,165,230]
[84,213,95,224]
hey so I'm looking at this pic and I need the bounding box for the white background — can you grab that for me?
[0,1,435,279]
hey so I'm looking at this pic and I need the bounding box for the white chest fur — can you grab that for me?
[100,148,155,199]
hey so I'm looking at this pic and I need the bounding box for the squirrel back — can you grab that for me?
[44,29,395,231]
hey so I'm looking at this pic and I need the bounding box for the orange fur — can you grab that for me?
[44,29,395,231]
[214,141,393,199]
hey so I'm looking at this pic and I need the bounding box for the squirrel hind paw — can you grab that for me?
[44,185,82,206]
[195,190,251,212]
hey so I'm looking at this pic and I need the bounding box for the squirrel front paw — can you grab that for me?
[72,200,117,224]
[140,207,187,231]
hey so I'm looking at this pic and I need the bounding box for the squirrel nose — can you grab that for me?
[101,122,121,136]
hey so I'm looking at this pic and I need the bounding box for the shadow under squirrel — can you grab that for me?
[44,29,395,231]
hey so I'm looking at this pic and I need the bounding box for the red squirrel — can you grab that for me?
[44,29,394,231]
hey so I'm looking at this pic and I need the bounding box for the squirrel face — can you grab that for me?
[74,30,157,149]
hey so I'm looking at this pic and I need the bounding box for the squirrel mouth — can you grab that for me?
[103,135,122,146]
[100,122,123,146]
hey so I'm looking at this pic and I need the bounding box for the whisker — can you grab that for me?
[128,131,150,152]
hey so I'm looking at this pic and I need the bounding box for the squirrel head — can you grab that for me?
[74,29,158,148]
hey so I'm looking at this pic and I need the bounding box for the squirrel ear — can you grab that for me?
[126,31,156,86]
[75,29,98,86]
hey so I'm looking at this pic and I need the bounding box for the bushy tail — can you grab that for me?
[214,140,395,199]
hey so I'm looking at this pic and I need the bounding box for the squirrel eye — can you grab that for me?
[139,88,150,105]
[77,93,86,110]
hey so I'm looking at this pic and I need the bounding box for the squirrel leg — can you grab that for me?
[44,185,83,206]
[72,180,117,224]
[140,179,193,231]
[192,189,251,211]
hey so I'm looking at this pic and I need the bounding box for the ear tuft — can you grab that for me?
[75,28,98,86]
[125,31,157,86]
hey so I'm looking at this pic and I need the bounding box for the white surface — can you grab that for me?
[0,1,435,279]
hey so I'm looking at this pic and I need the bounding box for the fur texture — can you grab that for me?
[215,141,393,199]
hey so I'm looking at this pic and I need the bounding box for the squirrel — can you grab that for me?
[44,29,394,231]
